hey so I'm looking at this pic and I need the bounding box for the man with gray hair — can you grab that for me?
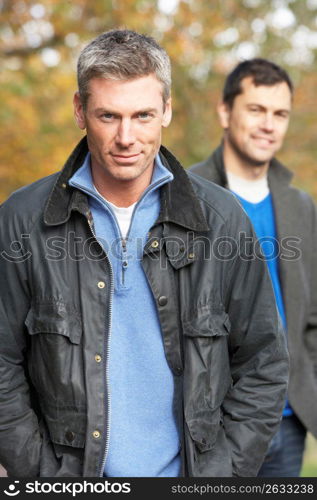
[0,30,288,477]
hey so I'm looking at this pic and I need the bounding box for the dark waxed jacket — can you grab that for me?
[0,138,289,477]
[190,145,317,438]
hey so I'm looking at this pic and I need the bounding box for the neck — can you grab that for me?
[91,165,154,208]
[222,139,269,181]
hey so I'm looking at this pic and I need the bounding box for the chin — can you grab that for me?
[247,151,274,165]
[112,172,140,182]
[249,159,271,168]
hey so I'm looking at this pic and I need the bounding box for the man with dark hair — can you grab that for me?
[190,58,317,477]
[222,58,293,108]
[0,36,288,477]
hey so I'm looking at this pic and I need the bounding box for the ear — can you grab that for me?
[73,92,86,130]
[162,97,172,128]
[217,101,231,130]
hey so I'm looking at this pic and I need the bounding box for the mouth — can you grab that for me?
[252,136,275,148]
[111,152,141,164]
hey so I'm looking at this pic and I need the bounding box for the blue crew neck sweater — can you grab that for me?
[69,153,181,476]
[233,193,292,417]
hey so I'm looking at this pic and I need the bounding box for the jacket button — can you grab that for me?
[158,296,168,306]
[97,281,105,289]
[65,431,75,442]
[95,354,102,363]
[93,430,101,439]
[151,240,159,248]
[188,252,195,259]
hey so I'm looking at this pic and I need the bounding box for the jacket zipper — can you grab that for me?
[86,217,114,477]
[121,238,127,286]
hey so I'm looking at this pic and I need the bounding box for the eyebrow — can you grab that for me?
[94,107,158,115]
[247,103,291,114]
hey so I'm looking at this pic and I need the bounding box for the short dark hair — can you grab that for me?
[223,58,294,107]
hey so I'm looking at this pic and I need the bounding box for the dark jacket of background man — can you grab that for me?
[190,58,317,477]
[191,148,317,440]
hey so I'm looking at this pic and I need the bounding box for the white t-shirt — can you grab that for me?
[106,200,136,239]
[226,170,269,203]
[93,184,136,238]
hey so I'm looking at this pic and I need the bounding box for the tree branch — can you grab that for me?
[1,35,64,58]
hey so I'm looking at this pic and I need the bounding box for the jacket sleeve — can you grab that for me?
[221,205,289,477]
[0,202,42,476]
[304,200,317,376]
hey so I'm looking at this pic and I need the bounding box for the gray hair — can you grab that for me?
[77,29,171,109]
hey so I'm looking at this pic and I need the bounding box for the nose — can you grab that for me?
[116,119,135,147]
[260,113,274,132]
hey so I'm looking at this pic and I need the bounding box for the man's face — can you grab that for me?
[218,77,292,167]
[74,74,171,186]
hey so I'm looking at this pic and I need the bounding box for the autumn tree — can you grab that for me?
[0,0,316,201]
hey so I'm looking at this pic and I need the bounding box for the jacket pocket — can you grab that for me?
[39,409,86,477]
[184,406,233,476]
[25,300,85,403]
[186,407,222,452]
[41,399,86,449]
[183,307,232,411]
[25,300,82,344]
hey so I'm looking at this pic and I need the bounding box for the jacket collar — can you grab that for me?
[44,137,209,232]
[205,143,294,189]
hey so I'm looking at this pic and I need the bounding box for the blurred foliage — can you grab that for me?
[0,0,317,201]
[302,433,317,477]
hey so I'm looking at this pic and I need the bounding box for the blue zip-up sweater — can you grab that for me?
[69,153,181,477]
